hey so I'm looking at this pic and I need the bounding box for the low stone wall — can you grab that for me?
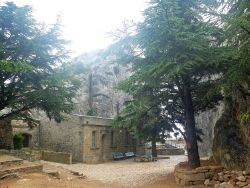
[174,162,224,186]
[0,149,41,162]
[157,148,185,155]
[204,170,250,187]
[41,150,72,164]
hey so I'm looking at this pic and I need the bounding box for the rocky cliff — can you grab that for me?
[196,78,250,170]
[195,102,224,157]
[72,50,131,118]
[212,79,250,170]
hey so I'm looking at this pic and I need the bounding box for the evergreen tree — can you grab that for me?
[0,2,83,124]
[110,0,222,168]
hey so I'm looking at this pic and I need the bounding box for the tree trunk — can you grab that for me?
[152,134,157,157]
[183,80,200,169]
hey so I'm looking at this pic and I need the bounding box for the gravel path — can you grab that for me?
[42,155,187,187]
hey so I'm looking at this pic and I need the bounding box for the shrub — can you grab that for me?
[13,133,24,150]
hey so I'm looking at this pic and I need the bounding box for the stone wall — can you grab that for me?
[0,120,12,149]
[174,162,224,186]
[157,148,185,155]
[12,121,40,148]
[195,102,225,157]
[21,115,141,164]
[0,149,41,162]
[41,150,72,164]
[82,123,135,163]
[38,115,84,162]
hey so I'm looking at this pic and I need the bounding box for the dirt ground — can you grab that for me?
[0,156,207,188]
[0,172,206,188]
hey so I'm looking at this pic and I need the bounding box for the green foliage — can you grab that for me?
[240,111,250,126]
[109,0,236,168]
[86,109,97,116]
[0,60,33,72]
[211,1,250,95]
[0,2,84,123]
[111,0,222,136]
[13,133,24,150]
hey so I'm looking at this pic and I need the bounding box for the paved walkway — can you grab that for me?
[42,155,187,187]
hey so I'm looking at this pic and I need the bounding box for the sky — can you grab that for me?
[4,0,148,57]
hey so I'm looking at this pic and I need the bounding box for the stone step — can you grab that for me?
[0,155,23,167]
[0,160,43,177]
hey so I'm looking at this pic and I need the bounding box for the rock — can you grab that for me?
[223,174,231,182]
[71,171,86,179]
[214,183,220,188]
[243,185,250,188]
[219,175,224,182]
[0,173,20,180]
[73,51,132,118]
[212,96,250,170]
[213,174,219,181]
[44,170,60,179]
[219,182,229,188]
[78,175,86,179]
[237,175,246,182]
[243,171,250,176]
[223,184,233,188]
[71,171,83,176]
[224,171,230,174]
[229,179,236,186]
[237,172,244,177]
[218,172,224,176]
[204,179,210,186]
[236,181,248,187]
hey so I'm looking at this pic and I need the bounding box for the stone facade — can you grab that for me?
[12,120,39,148]
[13,115,144,163]
[41,150,72,164]
[81,116,137,163]
[37,116,84,162]
[0,120,12,149]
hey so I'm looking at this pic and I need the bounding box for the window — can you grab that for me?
[92,131,96,148]
[125,131,129,145]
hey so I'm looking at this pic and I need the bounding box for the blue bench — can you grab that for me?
[124,151,135,158]
[112,152,125,160]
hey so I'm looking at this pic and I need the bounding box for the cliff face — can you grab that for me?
[72,50,131,118]
[196,78,250,170]
[212,80,250,170]
[195,102,225,157]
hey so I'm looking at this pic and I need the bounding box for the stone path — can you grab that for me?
[42,155,187,187]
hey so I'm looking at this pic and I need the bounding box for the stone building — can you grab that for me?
[0,120,12,150]
[3,115,144,163]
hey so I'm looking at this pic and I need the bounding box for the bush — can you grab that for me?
[13,133,24,150]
